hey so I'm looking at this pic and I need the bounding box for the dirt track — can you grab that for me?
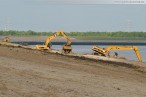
[0,46,146,97]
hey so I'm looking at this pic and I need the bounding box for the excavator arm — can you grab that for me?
[132,46,142,62]
[92,46,142,62]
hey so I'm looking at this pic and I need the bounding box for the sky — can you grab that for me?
[0,0,146,32]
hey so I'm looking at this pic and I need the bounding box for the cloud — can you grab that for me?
[35,0,146,4]
[38,0,112,4]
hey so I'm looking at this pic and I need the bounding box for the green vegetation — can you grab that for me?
[0,30,146,40]
[0,30,53,36]
[70,32,146,40]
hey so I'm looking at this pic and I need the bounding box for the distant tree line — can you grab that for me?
[69,31,146,40]
[0,30,53,36]
[0,30,146,40]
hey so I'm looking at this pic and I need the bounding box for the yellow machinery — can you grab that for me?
[92,46,142,62]
[36,30,72,53]
[2,37,9,42]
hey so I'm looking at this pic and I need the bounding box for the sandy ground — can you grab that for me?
[0,46,146,97]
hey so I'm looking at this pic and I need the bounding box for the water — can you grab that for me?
[52,45,146,62]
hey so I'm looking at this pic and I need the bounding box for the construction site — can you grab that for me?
[0,30,146,97]
[1,0,146,96]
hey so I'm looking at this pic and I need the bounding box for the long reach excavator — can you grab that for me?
[92,46,142,62]
[36,30,72,54]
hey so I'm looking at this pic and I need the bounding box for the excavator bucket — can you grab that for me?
[62,45,72,54]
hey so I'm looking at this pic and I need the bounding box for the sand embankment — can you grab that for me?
[0,45,146,97]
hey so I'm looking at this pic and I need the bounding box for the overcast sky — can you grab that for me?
[0,0,146,32]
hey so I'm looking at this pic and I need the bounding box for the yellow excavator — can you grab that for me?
[36,30,72,53]
[92,46,142,62]
[2,36,10,42]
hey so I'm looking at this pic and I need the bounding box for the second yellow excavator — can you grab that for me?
[36,30,72,53]
[92,46,142,62]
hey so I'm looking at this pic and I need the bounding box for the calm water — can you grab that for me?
[52,45,146,62]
